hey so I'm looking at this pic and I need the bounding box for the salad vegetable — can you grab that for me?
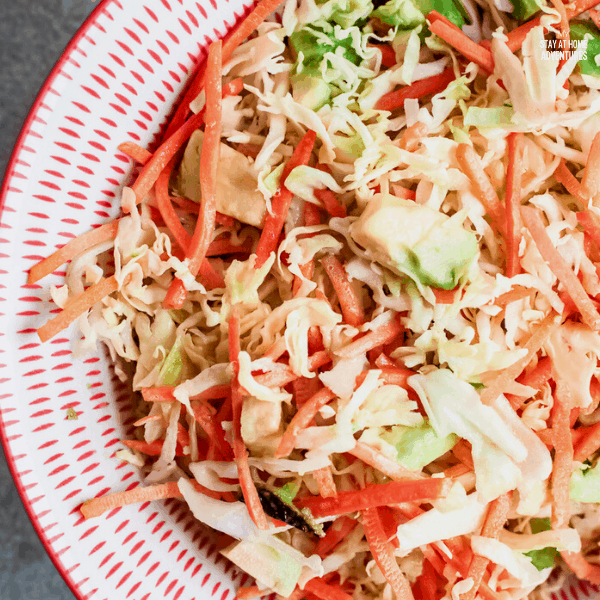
[29,0,600,597]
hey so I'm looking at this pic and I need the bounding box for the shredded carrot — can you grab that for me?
[314,516,358,558]
[254,351,331,388]
[133,414,163,427]
[176,422,191,449]
[155,162,192,251]
[37,276,119,343]
[573,417,600,462]
[255,130,317,267]
[432,287,459,304]
[304,579,354,600]
[579,210,600,253]
[235,585,262,600]
[561,550,600,584]
[275,387,335,458]
[459,493,511,600]
[118,141,151,165]
[591,8,600,29]
[375,68,455,112]
[479,311,562,406]
[554,160,586,203]
[417,559,439,600]
[313,467,337,498]
[314,188,348,218]
[355,367,414,390]
[505,133,525,277]
[362,507,413,600]
[295,479,451,518]
[206,236,253,257]
[452,440,475,470]
[399,122,428,152]
[551,382,574,532]
[456,143,506,235]
[581,132,600,201]
[337,316,403,359]
[170,195,200,213]
[390,184,417,201]
[81,482,182,519]
[369,43,397,69]
[192,401,233,461]
[321,255,364,327]
[374,353,396,369]
[443,463,471,478]
[427,12,494,73]
[493,287,535,308]
[523,206,600,331]
[28,220,120,284]
[121,439,177,456]
[505,356,552,410]
[230,308,269,530]
[349,442,421,481]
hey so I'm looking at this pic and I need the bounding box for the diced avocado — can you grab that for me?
[570,22,600,79]
[381,422,458,470]
[221,540,302,598]
[571,461,600,503]
[508,0,540,21]
[372,0,426,29]
[291,73,332,111]
[158,336,193,386]
[350,193,479,290]
[524,518,558,571]
[416,0,468,28]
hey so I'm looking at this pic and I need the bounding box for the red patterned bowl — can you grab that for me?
[0,2,599,600]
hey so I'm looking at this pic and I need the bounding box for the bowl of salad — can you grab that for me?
[3,0,600,598]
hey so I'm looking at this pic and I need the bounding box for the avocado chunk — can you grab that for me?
[571,461,600,503]
[291,73,332,111]
[350,193,478,290]
[381,422,458,470]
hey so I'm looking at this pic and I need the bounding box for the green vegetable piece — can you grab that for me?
[570,22,600,78]
[464,106,515,129]
[158,337,191,387]
[570,461,600,502]
[417,0,468,28]
[381,422,458,470]
[372,0,425,29]
[290,27,360,72]
[410,225,479,289]
[291,73,332,111]
[524,518,558,572]
[509,0,540,21]
[276,481,301,505]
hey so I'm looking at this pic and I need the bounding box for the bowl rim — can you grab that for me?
[0,2,116,598]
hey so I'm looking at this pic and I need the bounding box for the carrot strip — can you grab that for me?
[192,401,233,460]
[37,276,119,343]
[427,12,494,73]
[155,163,192,251]
[375,68,455,112]
[313,467,337,498]
[349,442,420,481]
[390,184,417,201]
[235,586,262,600]
[452,440,475,469]
[230,308,269,530]
[255,130,317,267]
[573,418,600,462]
[275,387,336,458]
[121,439,183,456]
[505,133,525,277]
[313,188,347,218]
[522,206,600,331]
[418,559,439,600]
[456,143,505,235]
[303,579,354,600]
[459,493,511,600]
[133,414,163,427]
[561,550,600,584]
[28,220,120,284]
[321,255,364,327]
[81,482,182,519]
[355,367,414,390]
[206,237,253,257]
[177,422,191,449]
[131,76,242,207]
[337,317,403,359]
[551,383,574,531]
[314,516,358,558]
[432,287,459,304]
[254,351,332,388]
[505,356,552,410]
[494,287,535,308]
[399,122,428,152]
[578,209,600,250]
[295,479,451,518]
[370,43,397,68]
[118,141,151,165]
[363,507,413,600]
[479,312,562,406]
[554,160,586,203]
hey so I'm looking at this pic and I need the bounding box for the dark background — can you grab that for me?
[1,2,96,598]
